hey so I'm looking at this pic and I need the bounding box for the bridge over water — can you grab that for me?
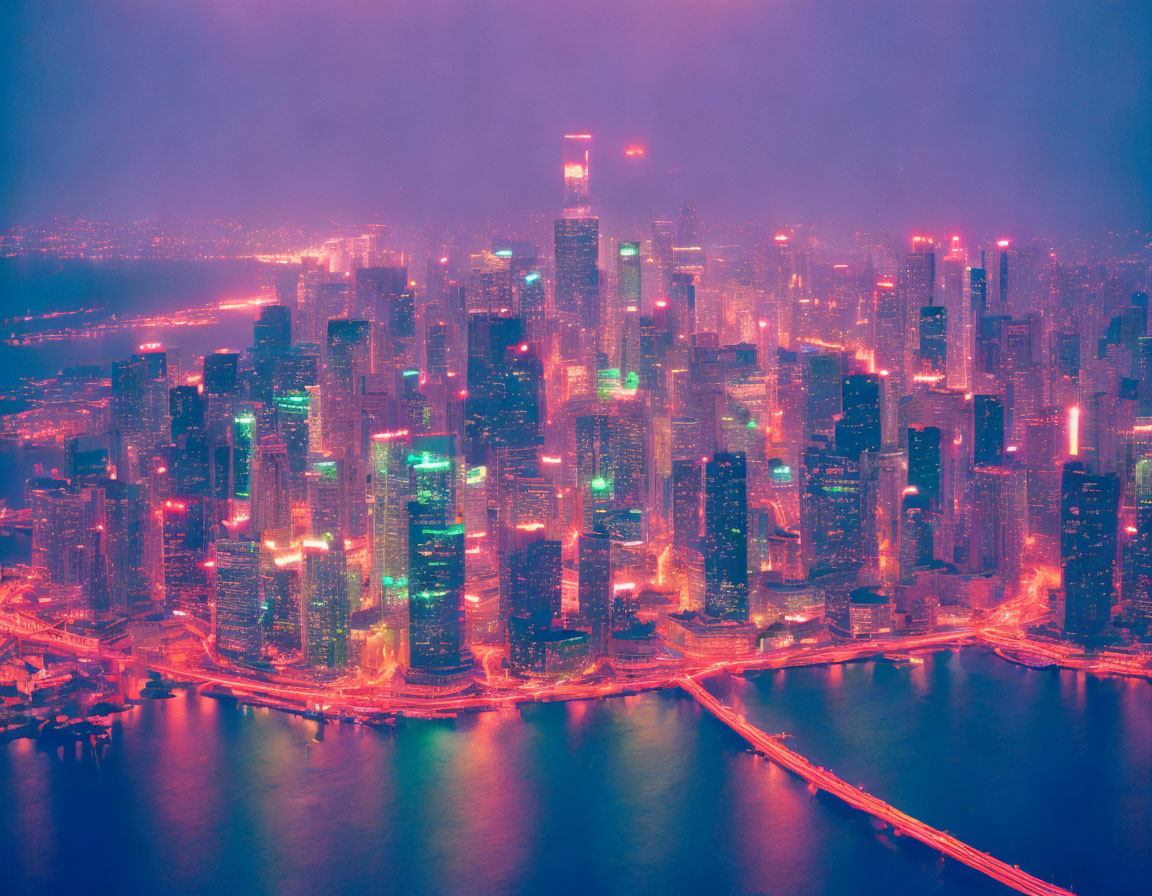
[679,675,1074,896]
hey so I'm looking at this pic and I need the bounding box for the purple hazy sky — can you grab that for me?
[2,0,1150,236]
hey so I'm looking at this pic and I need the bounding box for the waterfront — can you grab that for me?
[0,256,260,381]
[3,650,1146,896]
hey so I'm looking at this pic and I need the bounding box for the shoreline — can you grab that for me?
[116,632,1152,732]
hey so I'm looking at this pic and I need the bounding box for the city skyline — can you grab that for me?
[2,4,1152,896]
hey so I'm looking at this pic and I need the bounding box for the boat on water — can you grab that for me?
[994,647,1057,670]
[37,716,109,743]
[398,709,457,721]
[0,717,37,743]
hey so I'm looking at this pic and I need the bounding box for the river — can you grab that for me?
[3,649,1146,895]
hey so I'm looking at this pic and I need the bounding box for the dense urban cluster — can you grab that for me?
[6,135,1152,705]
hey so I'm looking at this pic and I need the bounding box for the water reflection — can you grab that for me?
[2,653,1141,896]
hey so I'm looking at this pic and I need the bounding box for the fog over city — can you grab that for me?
[2,0,1149,235]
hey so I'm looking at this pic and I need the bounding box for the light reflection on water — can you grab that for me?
[0,676,1019,896]
[710,647,1152,896]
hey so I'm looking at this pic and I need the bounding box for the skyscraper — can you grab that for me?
[504,345,545,450]
[101,479,149,610]
[554,217,601,344]
[1129,457,1152,634]
[308,457,346,544]
[273,391,311,476]
[575,412,616,532]
[111,357,152,480]
[997,242,1010,314]
[302,540,350,669]
[973,395,1005,466]
[214,539,263,663]
[371,430,412,615]
[676,200,698,247]
[1024,408,1063,547]
[672,458,703,551]
[669,271,696,342]
[251,434,292,544]
[873,279,902,387]
[254,303,292,350]
[519,269,547,346]
[651,220,675,299]
[203,351,240,428]
[899,250,935,380]
[562,133,592,215]
[170,385,205,442]
[898,490,933,573]
[203,350,239,391]
[162,496,209,608]
[835,373,882,460]
[919,305,948,377]
[1060,462,1118,640]
[464,313,525,463]
[802,443,864,574]
[407,519,466,675]
[230,411,255,501]
[578,531,612,653]
[506,527,562,670]
[970,266,988,321]
[264,565,302,653]
[406,445,469,677]
[353,266,408,326]
[907,426,942,509]
[617,240,642,376]
[805,353,842,439]
[704,452,748,621]
[30,481,97,610]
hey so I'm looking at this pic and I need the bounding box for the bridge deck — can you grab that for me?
[679,676,1074,896]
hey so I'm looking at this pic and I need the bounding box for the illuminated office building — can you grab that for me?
[506,528,562,670]
[578,531,612,654]
[704,452,748,621]
[303,540,350,669]
[617,240,642,376]
[162,496,209,608]
[1061,462,1118,640]
[406,445,469,678]
[919,305,948,377]
[907,426,942,509]
[973,395,1005,466]
[371,430,412,613]
[250,434,292,544]
[214,538,263,663]
[554,217,601,344]
[562,133,592,215]
[802,443,864,574]
[672,458,703,552]
[835,373,881,461]
[231,411,255,501]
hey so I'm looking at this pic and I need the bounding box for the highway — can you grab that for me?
[679,675,1075,896]
[725,628,976,674]
[0,606,102,653]
[3,589,1147,720]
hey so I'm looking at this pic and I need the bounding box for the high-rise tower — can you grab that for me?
[1061,462,1118,640]
[704,452,749,621]
[562,134,592,216]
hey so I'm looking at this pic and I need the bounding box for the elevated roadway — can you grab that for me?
[680,675,1074,896]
